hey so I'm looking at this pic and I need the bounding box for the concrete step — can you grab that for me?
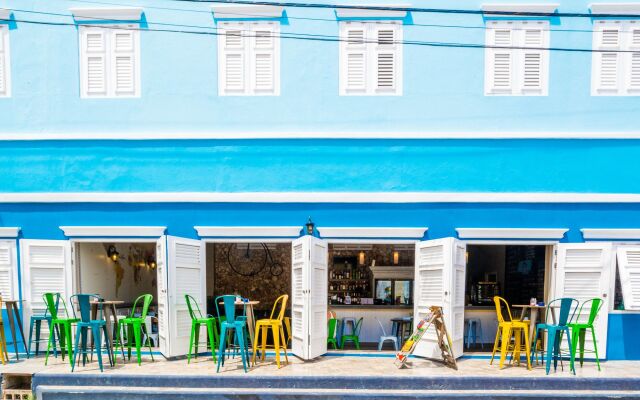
[35,385,640,400]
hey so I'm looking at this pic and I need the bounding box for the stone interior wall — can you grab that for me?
[329,244,415,269]
[209,243,291,314]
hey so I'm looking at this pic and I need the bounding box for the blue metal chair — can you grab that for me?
[532,297,578,375]
[27,301,57,359]
[70,294,113,372]
[215,295,249,373]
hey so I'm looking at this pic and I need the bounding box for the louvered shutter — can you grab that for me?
[252,26,276,93]
[628,27,640,92]
[375,25,398,92]
[0,241,17,301]
[80,27,107,97]
[413,238,466,359]
[20,240,72,336]
[219,24,245,94]
[554,243,612,358]
[487,28,513,93]
[594,26,621,93]
[167,236,205,356]
[0,26,7,97]
[342,24,366,93]
[521,28,544,93]
[617,246,640,310]
[112,30,136,96]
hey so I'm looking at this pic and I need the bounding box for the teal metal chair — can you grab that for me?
[340,317,363,350]
[185,294,219,363]
[532,297,577,375]
[568,298,603,372]
[27,302,56,359]
[215,295,249,373]
[114,294,155,366]
[70,294,113,372]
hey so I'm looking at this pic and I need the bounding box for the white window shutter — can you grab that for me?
[593,24,621,94]
[342,26,367,93]
[521,29,544,93]
[80,27,107,97]
[375,26,398,92]
[617,246,640,310]
[0,241,17,300]
[220,26,245,94]
[252,27,275,93]
[628,27,640,91]
[0,27,7,97]
[487,28,513,93]
[112,30,136,96]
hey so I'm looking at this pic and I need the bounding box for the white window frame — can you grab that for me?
[217,21,280,96]
[484,20,550,96]
[591,19,640,96]
[78,24,141,98]
[339,20,403,96]
[0,24,11,98]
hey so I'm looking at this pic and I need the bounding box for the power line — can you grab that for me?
[6,16,639,54]
[166,0,640,19]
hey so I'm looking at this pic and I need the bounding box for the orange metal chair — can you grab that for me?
[251,295,289,368]
[490,296,532,370]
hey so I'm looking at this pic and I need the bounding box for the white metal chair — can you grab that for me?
[375,317,398,351]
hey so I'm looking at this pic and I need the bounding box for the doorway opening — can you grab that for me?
[464,244,552,352]
[327,243,415,352]
[74,241,160,349]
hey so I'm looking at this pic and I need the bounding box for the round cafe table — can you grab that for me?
[3,300,26,360]
[391,317,413,345]
[218,300,259,347]
[512,304,557,348]
[90,300,125,361]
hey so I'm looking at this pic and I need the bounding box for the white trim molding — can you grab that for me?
[0,227,20,238]
[317,227,427,238]
[195,226,301,237]
[590,3,640,14]
[60,226,166,237]
[211,4,284,18]
[69,7,144,21]
[3,192,640,203]
[456,228,568,239]
[581,229,640,240]
[0,9,11,20]
[481,3,559,14]
[335,4,409,18]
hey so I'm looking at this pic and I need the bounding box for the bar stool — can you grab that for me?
[27,307,55,358]
[341,317,357,338]
[464,318,483,349]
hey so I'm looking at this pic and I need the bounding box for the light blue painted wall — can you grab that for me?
[1,0,639,134]
[0,139,639,193]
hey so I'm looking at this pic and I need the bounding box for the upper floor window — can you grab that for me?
[485,20,550,96]
[217,21,280,96]
[0,25,11,98]
[339,21,402,96]
[592,20,640,96]
[78,25,140,98]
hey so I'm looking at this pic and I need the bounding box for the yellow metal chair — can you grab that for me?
[490,296,531,370]
[252,295,289,368]
[283,316,292,347]
[0,296,9,364]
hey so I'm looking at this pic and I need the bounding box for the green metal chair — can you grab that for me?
[327,318,338,349]
[185,294,219,363]
[568,298,603,371]
[44,293,79,367]
[340,317,363,350]
[115,294,155,366]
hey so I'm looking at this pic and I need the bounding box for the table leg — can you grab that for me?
[106,304,120,364]
[246,305,256,347]
[529,308,538,350]
[6,303,20,360]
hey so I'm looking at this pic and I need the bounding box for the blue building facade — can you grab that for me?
[1,0,640,362]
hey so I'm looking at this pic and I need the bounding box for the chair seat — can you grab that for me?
[77,320,106,327]
[567,323,590,329]
[192,317,216,324]
[256,319,282,326]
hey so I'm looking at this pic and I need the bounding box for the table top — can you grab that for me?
[512,304,547,309]
[3,300,21,304]
[391,317,413,322]
[90,300,125,305]
[218,301,260,305]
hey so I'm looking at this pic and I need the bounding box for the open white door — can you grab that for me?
[554,243,612,358]
[156,236,169,356]
[166,235,206,357]
[291,235,328,360]
[20,240,72,332]
[413,237,466,359]
[616,246,640,310]
[0,240,19,301]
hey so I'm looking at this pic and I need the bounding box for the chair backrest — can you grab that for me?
[269,295,288,321]
[493,296,514,323]
[215,295,245,324]
[327,318,338,339]
[185,294,203,321]
[43,292,65,320]
[546,297,578,326]
[0,296,3,324]
[131,294,153,320]
[375,317,387,336]
[354,317,364,336]
[70,294,102,323]
[575,298,603,326]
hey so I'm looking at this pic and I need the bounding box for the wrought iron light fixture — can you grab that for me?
[107,245,119,262]
[305,217,315,236]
